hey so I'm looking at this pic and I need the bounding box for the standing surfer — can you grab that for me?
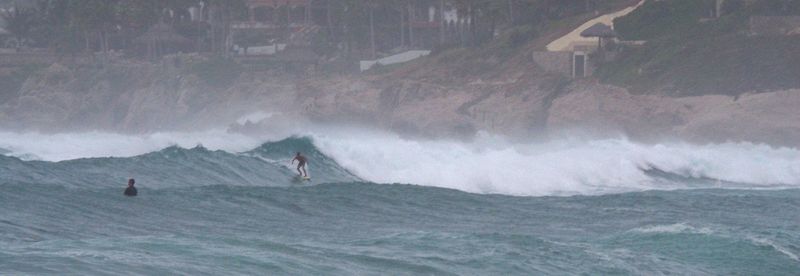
[124,178,138,197]
[292,152,308,178]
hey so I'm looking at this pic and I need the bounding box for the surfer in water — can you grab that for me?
[292,152,308,178]
[124,178,137,197]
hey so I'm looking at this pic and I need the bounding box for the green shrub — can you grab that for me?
[508,25,538,48]
[0,64,43,101]
[593,0,800,95]
[613,0,709,40]
[188,57,243,88]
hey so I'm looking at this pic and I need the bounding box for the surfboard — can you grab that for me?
[292,175,311,183]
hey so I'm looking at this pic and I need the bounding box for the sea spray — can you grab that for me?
[2,131,800,274]
[313,132,800,196]
[1,130,799,196]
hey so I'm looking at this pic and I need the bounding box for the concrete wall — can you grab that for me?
[236,44,287,55]
[532,51,573,76]
[360,50,431,72]
[532,50,597,78]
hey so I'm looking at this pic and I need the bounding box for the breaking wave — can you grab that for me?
[0,130,799,196]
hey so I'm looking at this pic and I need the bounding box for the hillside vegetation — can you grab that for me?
[377,0,638,83]
[597,0,800,96]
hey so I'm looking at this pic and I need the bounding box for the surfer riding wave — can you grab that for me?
[292,152,308,178]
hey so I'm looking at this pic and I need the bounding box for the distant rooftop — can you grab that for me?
[580,23,617,38]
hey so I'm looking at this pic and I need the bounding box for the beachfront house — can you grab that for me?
[531,22,617,79]
[532,1,645,78]
[360,0,470,71]
[230,0,317,56]
[134,22,193,60]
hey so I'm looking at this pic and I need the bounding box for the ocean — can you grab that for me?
[1,131,799,275]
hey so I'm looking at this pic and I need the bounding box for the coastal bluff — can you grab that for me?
[4,58,800,148]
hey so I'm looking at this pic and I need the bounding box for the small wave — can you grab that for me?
[630,223,715,235]
[629,225,800,263]
[0,130,266,162]
[747,236,800,262]
[0,138,359,189]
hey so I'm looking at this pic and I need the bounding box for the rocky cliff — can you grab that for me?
[295,68,800,147]
[548,83,800,146]
[3,53,800,148]
[0,60,300,133]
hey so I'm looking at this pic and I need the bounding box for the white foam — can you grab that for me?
[0,130,264,161]
[235,111,275,125]
[631,223,715,235]
[748,237,800,262]
[1,129,800,196]
[313,131,800,196]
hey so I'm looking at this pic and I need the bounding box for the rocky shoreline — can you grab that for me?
[297,74,800,147]
[2,60,800,148]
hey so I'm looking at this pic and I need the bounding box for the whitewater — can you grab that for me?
[1,130,799,195]
[1,130,799,275]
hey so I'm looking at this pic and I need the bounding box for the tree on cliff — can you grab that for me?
[3,0,629,58]
[1,5,37,49]
[63,0,245,55]
[202,0,247,54]
[29,0,78,53]
[66,0,118,53]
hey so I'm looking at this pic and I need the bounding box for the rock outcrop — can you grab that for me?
[0,61,300,133]
[295,72,569,139]
[297,75,800,147]
[548,83,800,146]
[3,58,800,148]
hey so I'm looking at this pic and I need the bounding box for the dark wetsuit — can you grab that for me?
[124,186,138,197]
[294,155,308,177]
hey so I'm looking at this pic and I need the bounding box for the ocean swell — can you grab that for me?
[0,130,799,196]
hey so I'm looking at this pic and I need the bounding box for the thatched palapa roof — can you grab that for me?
[580,23,617,38]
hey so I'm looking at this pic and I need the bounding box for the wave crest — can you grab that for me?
[1,130,799,196]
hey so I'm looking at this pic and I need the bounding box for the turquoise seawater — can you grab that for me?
[1,138,799,275]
